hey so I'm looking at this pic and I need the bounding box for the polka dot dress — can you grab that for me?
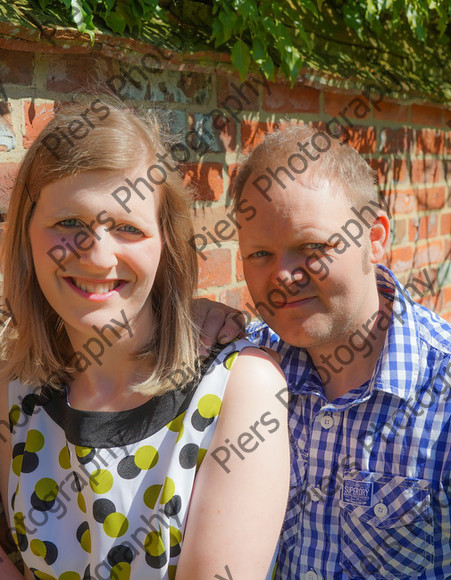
[7,340,252,579]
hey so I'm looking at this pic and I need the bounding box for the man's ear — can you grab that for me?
[369,213,390,263]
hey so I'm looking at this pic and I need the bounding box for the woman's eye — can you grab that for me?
[119,224,144,236]
[57,218,82,228]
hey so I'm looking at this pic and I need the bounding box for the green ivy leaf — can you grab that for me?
[104,10,126,34]
[231,38,251,80]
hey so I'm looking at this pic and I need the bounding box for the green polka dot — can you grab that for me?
[135,446,159,470]
[198,394,222,419]
[89,469,113,494]
[35,478,58,501]
[168,566,177,580]
[12,454,23,476]
[58,446,71,469]
[110,563,130,580]
[224,351,239,370]
[59,573,81,580]
[103,512,129,538]
[145,531,165,557]
[14,512,26,535]
[167,412,185,442]
[75,446,92,458]
[25,429,45,453]
[34,571,56,580]
[196,448,207,470]
[169,526,182,546]
[80,528,91,553]
[30,539,47,558]
[160,477,175,504]
[77,492,86,513]
[9,405,20,427]
[143,484,162,509]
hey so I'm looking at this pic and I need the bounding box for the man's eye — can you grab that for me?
[251,250,269,258]
[57,218,81,227]
[118,224,144,236]
[304,243,328,250]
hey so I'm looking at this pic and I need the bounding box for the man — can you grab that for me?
[198,125,450,579]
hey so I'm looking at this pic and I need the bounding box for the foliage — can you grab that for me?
[35,0,450,87]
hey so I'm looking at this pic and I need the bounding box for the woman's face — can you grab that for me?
[28,162,163,345]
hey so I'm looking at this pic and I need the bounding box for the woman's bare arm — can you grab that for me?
[176,348,290,579]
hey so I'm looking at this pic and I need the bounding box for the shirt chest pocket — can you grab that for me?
[339,471,434,579]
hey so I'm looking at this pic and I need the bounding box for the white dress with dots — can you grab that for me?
[7,340,254,580]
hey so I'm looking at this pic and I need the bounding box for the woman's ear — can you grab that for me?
[369,213,390,263]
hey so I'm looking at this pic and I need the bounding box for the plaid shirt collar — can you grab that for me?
[250,265,428,403]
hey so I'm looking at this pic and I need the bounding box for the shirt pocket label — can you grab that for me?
[339,471,434,579]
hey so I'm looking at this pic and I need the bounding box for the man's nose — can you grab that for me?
[272,254,310,289]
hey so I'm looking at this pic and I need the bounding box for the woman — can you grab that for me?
[0,100,289,579]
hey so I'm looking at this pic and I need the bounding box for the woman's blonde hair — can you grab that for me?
[0,98,199,396]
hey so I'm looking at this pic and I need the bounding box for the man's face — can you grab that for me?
[238,173,381,351]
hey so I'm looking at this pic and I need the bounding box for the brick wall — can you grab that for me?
[0,40,450,321]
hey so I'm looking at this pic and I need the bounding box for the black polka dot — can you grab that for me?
[170,542,181,558]
[43,540,58,565]
[164,495,182,517]
[30,491,54,512]
[107,544,134,566]
[117,455,141,479]
[21,451,39,473]
[191,410,214,432]
[12,442,25,458]
[83,564,92,579]
[93,498,116,523]
[76,521,89,544]
[179,444,199,469]
[17,533,28,552]
[73,471,83,492]
[21,394,37,416]
[11,490,16,510]
[76,448,96,465]
[146,551,167,569]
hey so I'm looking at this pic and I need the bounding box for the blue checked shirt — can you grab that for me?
[248,265,451,579]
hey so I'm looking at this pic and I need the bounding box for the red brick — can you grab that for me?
[217,75,259,111]
[227,163,241,198]
[387,189,416,215]
[415,129,445,155]
[218,285,254,314]
[411,104,444,127]
[46,54,117,93]
[411,159,443,184]
[416,186,446,210]
[418,294,441,312]
[368,158,389,184]
[191,204,239,244]
[392,159,408,183]
[0,162,18,213]
[440,286,451,319]
[389,245,414,272]
[379,128,413,154]
[408,214,439,241]
[198,248,232,288]
[0,49,34,85]
[241,121,277,153]
[372,101,409,122]
[346,126,377,154]
[391,218,407,245]
[195,292,217,301]
[440,212,451,236]
[323,92,370,118]
[23,101,55,148]
[236,250,244,282]
[413,239,445,269]
[263,84,320,113]
[182,162,224,201]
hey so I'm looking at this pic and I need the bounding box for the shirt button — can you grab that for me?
[319,414,334,429]
[374,502,388,518]
[305,571,318,580]
[310,487,321,502]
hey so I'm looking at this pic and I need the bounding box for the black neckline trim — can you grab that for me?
[40,345,222,448]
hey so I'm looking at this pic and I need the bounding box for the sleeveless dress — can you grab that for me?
[7,339,255,580]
